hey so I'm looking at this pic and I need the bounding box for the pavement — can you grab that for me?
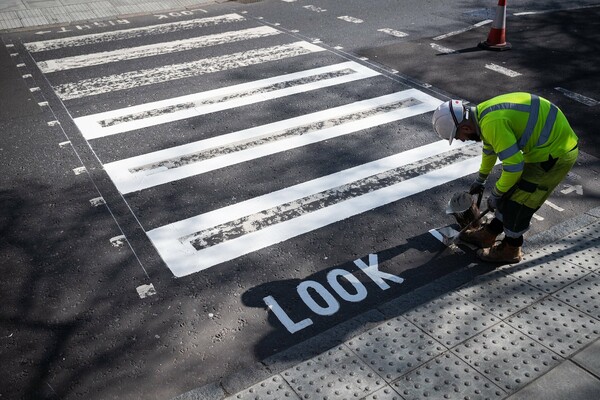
[1,1,600,400]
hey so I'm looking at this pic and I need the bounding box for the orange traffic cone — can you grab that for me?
[479,0,512,51]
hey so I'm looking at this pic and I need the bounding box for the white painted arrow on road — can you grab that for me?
[561,184,583,195]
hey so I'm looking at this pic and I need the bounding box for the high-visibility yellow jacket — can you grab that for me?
[475,92,578,193]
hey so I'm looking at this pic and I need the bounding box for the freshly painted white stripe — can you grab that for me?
[514,5,600,16]
[430,43,458,54]
[37,26,281,73]
[533,213,544,221]
[75,61,376,139]
[544,200,564,212]
[484,63,522,77]
[147,147,480,276]
[554,87,599,106]
[24,13,246,52]
[103,89,443,194]
[56,41,325,100]
[432,20,492,40]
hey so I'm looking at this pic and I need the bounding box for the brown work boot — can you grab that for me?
[459,226,498,248]
[477,241,523,264]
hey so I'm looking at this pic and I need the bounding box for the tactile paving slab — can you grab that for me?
[540,222,600,271]
[345,317,446,383]
[404,293,500,347]
[507,296,600,357]
[451,323,563,394]
[554,272,600,320]
[230,375,300,400]
[502,250,590,293]
[392,352,505,400]
[282,345,385,399]
[362,386,403,400]
[457,270,547,318]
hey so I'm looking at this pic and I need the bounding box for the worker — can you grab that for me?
[432,92,579,263]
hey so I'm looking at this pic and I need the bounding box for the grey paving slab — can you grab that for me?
[281,345,385,400]
[344,316,447,383]
[502,249,591,294]
[392,352,506,400]
[227,375,300,400]
[540,221,600,256]
[554,272,600,320]
[572,339,600,378]
[456,270,547,319]
[362,386,403,400]
[507,296,600,357]
[451,323,563,395]
[559,245,600,272]
[505,361,600,400]
[404,293,500,347]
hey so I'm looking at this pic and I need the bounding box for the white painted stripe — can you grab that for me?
[103,89,443,193]
[75,61,376,139]
[432,20,492,40]
[554,87,600,106]
[430,43,458,54]
[484,63,522,77]
[147,146,480,276]
[37,26,281,73]
[514,5,600,16]
[378,28,408,38]
[56,41,325,100]
[532,213,544,221]
[544,200,564,212]
[338,16,363,23]
[24,14,246,52]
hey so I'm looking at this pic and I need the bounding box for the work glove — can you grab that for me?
[487,187,504,211]
[469,173,488,196]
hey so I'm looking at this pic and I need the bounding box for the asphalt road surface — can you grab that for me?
[1,1,599,399]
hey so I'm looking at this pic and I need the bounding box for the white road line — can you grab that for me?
[74,61,377,139]
[37,26,281,73]
[338,16,363,23]
[55,41,325,100]
[554,87,600,106]
[103,89,443,193]
[533,213,544,221]
[484,63,522,77]
[147,143,479,277]
[432,20,492,40]
[24,13,246,52]
[430,43,458,54]
[544,200,564,212]
[378,28,408,38]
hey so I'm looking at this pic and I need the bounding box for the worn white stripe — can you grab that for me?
[55,41,325,100]
[37,26,281,73]
[147,144,479,277]
[24,13,246,52]
[432,20,492,40]
[484,63,522,77]
[378,28,408,38]
[430,43,458,54]
[554,87,599,106]
[75,61,375,139]
[103,89,443,193]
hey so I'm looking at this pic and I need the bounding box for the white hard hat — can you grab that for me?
[432,100,465,145]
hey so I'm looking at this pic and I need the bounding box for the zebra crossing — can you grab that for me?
[24,12,482,277]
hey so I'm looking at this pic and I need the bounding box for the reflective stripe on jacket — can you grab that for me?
[475,92,578,193]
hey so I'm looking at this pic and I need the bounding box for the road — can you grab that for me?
[1,1,599,399]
